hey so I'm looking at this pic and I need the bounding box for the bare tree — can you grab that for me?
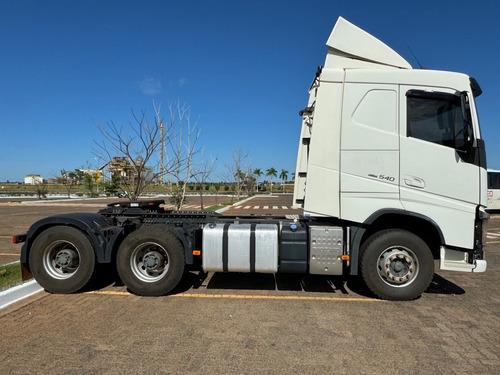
[94,101,201,204]
[224,149,252,200]
[95,109,168,200]
[192,151,217,210]
[160,101,201,209]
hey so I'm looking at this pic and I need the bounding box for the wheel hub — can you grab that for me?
[143,251,164,271]
[55,249,77,269]
[43,240,81,279]
[130,242,170,283]
[378,248,417,286]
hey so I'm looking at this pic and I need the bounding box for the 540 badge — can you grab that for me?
[368,174,396,182]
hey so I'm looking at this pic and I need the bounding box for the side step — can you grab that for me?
[439,246,487,273]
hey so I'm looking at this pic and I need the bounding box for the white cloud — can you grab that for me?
[137,78,162,95]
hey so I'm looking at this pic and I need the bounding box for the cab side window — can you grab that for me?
[406,90,467,150]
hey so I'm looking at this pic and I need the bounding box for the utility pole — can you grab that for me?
[159,121,164,184]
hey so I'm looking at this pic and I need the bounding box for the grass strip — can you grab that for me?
[0,262,22,292]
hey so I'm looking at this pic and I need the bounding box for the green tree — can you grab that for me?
[253,168,263,192]
[60,169,81,198]
[34,180,48,199]
[104,175,120,197]
[280,169,289,193]
[80,168,100,197]
[266,167,277,194]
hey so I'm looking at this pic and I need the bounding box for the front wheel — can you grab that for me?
[360,230,434,301]
[116,226,186,296]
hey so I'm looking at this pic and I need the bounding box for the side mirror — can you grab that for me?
[460,92,470,123]
[460,92,474,153]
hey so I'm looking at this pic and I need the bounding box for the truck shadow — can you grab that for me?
[425,274,465,295]
[207,273,351,294]
[177,271,356,296]
[84,268,465,299]
[174,271,465,299]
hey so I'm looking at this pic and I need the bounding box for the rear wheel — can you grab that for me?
[29,226,96,293]
[116,226,185,296]
[360,230,434,301]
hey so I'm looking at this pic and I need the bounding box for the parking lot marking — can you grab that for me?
[85,290,385,302]
[172,294,385,302]
[230,205,295,210]
[0,253,19,256]
[182,205,200,209]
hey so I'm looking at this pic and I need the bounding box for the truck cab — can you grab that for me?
[293,17,488,275]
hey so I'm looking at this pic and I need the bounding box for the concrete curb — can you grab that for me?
[215,196,258,214]
[0,279,43,310]
[231,196,256,206]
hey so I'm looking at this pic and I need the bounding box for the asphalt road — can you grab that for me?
[1,195,499,374]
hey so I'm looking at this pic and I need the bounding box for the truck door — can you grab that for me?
[399,86,480,248]
[340,81,403,222]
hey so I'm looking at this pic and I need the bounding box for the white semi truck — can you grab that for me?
[14,18,488,300]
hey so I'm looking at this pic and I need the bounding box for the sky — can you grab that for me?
[0,0,499,182]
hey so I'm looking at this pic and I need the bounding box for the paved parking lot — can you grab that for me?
[1,195,499,374]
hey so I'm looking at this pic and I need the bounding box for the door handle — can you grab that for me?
[403,176,425,189]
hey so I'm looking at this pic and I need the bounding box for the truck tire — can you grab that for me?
[116,226,186,296]
[29,226,96,294]
[360,229,434,301]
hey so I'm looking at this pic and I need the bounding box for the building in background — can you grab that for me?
[107,156,154,184]
[24,174,43,185]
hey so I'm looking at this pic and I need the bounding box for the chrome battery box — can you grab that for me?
[202,223,278,273]
[309,226,344,275]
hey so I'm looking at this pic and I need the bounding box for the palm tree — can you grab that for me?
[280,169,289,193]
[266,167,277,194]
[253,168,263,192]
